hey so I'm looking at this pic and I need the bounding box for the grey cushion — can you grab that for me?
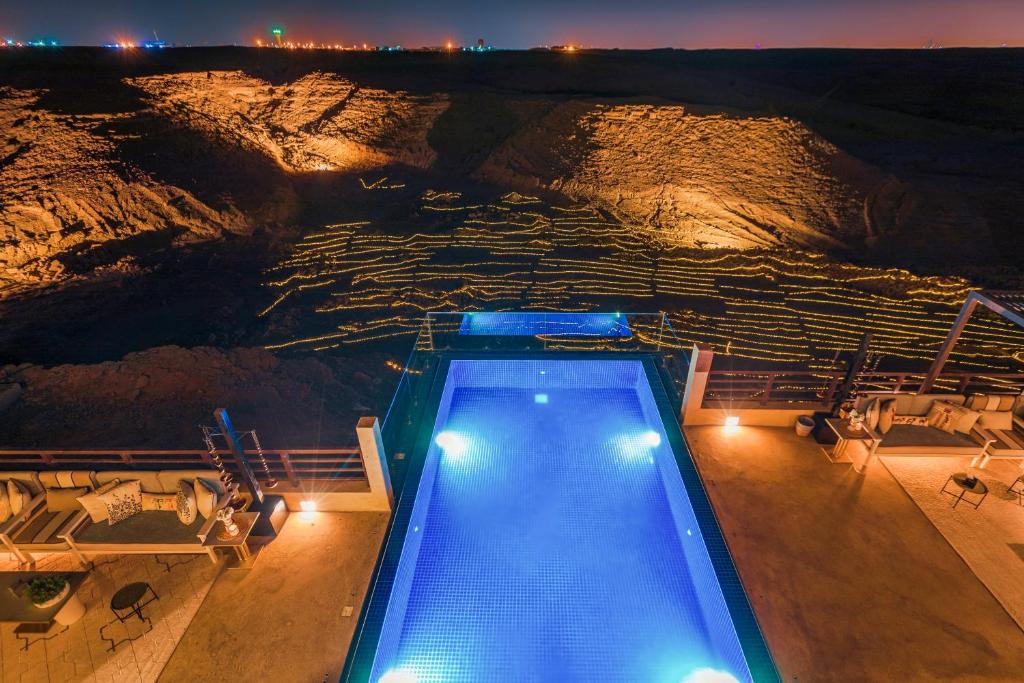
[879,424,978,448]
[12,510,76,546]
[75,510,204,545]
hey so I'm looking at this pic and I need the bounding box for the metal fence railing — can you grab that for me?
[0,448,365,489]
[703,370,1024,408]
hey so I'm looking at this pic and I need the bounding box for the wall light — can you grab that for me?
[724,416,740,427]
[299,499,317,520]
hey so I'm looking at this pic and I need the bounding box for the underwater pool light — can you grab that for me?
[535,393,549,404]
[641,430,661,447]
[435,431,468,458]
[681,668,740,683]
[378,669,419,683]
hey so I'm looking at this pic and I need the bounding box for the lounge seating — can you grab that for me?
[851,392,1024,468]
[0,471,95,568]
[853,393,992,462]
[1,468,234,567]
[61,469,232,566]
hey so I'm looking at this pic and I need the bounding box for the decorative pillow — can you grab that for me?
[6,479,30,516]
[142,492,178,512]
[75,479,121,523]
[46,487,89,513]
[97,480,143,526]
[926,401,958,434]
[893,415,928,426]
[966,394,990,411]
[0,483,10,524]
[176,481,198,525]
[968,394,1017,412]
[951,404,981,435]
[865,399,881,432]
[193,478,224,520]
[878,399,897,434]
[978,409,1014,431]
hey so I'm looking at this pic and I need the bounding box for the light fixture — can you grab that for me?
[725,416,740,427]
[681,668,740,683]
[534,393,549,404]
[435,431,468,458]
[300,500,317,512]
[378,670,419,683]
[641,431,661,447]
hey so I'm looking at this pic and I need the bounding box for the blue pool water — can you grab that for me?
[368,359,754,683]
[458,312,632,337]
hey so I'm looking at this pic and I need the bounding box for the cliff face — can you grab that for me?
[478,102,883,250]
[129,71,448,173]
[2,52,1018,299]
[0,87,246,292]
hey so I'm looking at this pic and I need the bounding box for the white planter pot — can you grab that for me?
[54,592,85,625]
[32,582,69,610]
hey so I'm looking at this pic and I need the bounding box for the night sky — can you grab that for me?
[2,0,1022,48]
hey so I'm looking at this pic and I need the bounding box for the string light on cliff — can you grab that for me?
[256,180,1023,367]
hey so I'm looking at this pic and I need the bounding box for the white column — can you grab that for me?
[681,344,714,425]
[357,416,393,510]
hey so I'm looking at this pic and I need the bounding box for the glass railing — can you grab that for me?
[379,313,691,465]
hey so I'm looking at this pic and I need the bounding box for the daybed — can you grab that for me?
[853,392,1022,467]
[61,469,232,566]
[1,468,232,568]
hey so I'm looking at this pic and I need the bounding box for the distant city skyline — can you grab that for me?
[1,0,1022,49]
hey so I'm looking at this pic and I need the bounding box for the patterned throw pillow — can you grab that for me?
[865,399,881,432]
[176,481,198,525]
[6,479,30,516]
[142,492,178,512]
[76,479,121,523]
[893,415,928,426]
[97,480,143,526]
[926,401,970,434]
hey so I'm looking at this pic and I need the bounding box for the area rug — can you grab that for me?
[881,456,1024,631]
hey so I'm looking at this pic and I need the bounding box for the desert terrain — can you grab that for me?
[1,47,1023,448]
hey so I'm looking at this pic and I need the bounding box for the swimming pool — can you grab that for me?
[350,358,774,683]
[457,312,632,337]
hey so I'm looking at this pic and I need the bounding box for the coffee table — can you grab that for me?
[940,472,989,509]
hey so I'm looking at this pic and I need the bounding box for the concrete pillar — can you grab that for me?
[357,416,393,510]
[682,344,714,425]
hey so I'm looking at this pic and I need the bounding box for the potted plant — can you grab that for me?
[27,575,69,609]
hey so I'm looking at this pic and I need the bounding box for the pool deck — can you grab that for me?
[685,425,1024,683]
[158,511,388,682]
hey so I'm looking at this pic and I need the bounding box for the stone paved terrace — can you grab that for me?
[685,425,1024,683]
[0,512,387,682]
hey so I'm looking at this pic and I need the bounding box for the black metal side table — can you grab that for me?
[940,473,989,509]
[110,582,159,623]
[1009,475,1024,506]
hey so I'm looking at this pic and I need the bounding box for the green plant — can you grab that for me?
[27,575,67,605]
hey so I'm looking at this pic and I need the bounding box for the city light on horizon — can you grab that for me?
[0,0,1022,49]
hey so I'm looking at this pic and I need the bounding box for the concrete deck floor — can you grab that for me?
[685,425,1024,682]
[158,511,387,683]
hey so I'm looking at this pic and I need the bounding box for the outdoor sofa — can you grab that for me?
[61,469,233,566]
[1,468,232,568]
[852,392,1022,467]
